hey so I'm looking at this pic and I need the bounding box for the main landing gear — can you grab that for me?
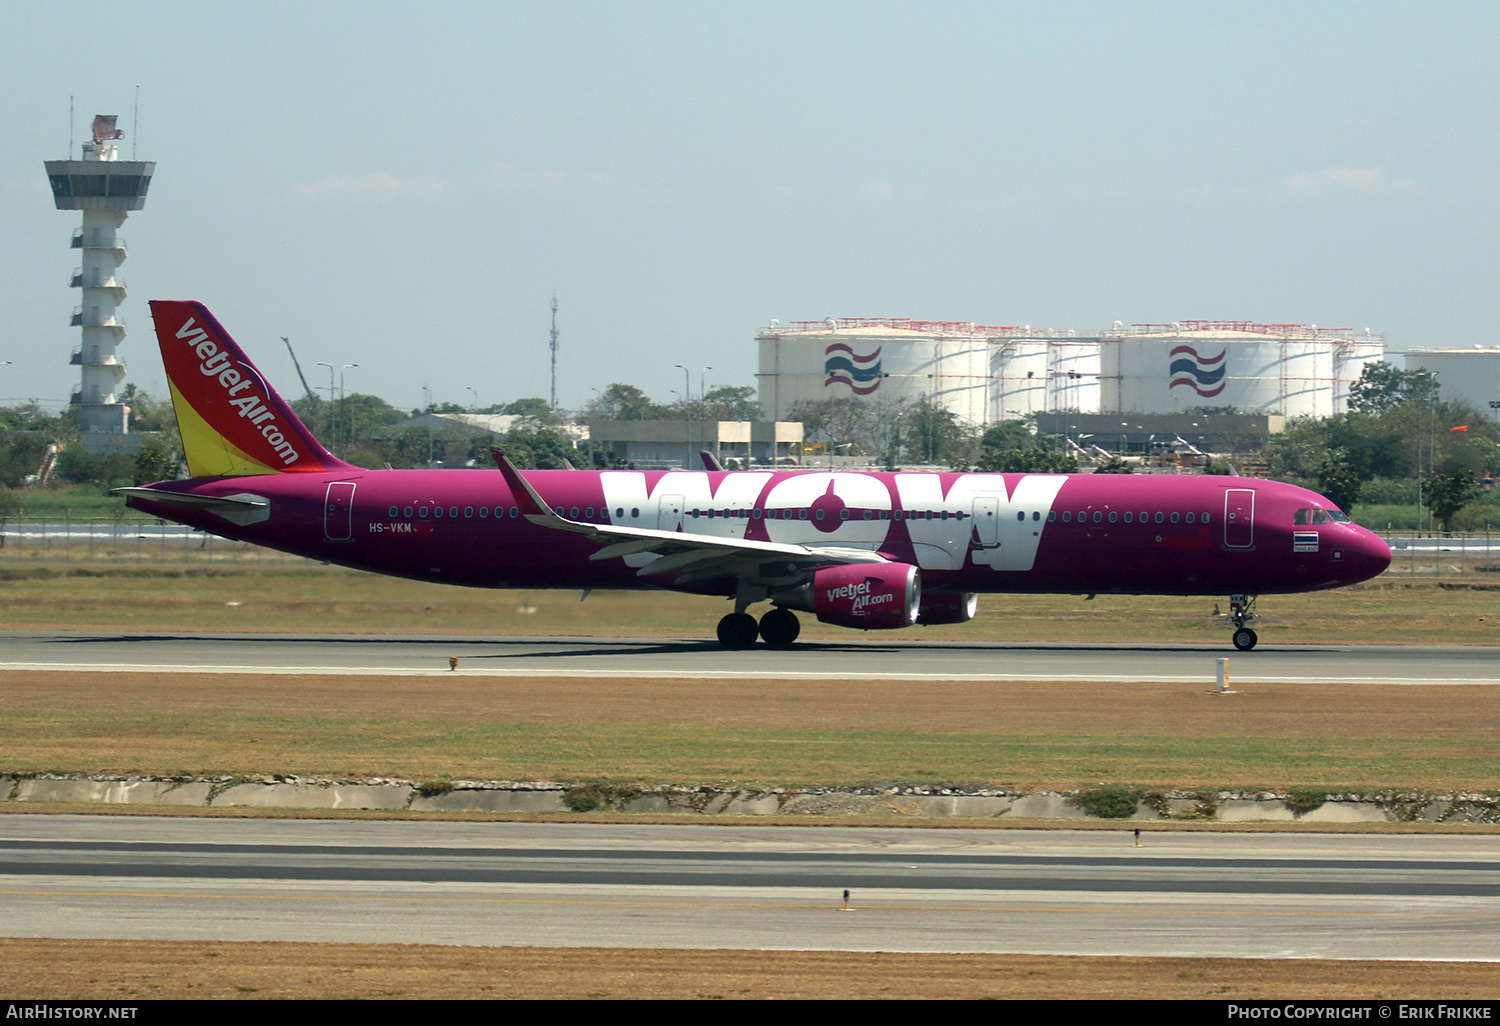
[716,607,801,649]
[1229,593,1258,651]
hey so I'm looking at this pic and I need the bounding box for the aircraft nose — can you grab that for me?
[1347,528,1392,582]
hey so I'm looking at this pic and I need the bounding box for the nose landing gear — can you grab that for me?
[1229,593,1258,651]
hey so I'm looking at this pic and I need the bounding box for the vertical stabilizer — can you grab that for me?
[150,300,356,477]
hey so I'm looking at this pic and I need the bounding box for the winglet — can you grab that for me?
[491,449,591,534]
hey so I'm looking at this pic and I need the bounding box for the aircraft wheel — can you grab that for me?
[1232,627,1258,652]
[717,612,760,650]
[759,607,801,647]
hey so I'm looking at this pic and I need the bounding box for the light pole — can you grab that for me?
[317,362,335,447]
[700,366,712,402]
[339,364,357,453]
[675,364,690,401]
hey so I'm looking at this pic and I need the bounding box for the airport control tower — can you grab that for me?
[44,115,154,438]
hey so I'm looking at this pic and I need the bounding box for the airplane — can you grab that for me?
[119,300,1393,652]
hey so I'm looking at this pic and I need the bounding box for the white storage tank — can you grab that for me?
[757,319,993,425]
[1100,321,1384,417]
[989,334,1102,420]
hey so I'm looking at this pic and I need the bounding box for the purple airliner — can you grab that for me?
[120,302,1391,651]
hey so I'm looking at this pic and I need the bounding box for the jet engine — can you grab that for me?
[772,563,920,630]
[916,592,978,625]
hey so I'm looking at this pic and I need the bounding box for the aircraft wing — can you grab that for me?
[491,450,886,585]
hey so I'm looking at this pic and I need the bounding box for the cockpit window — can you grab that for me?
[1329,509,1350,522]
[1311,509,1334,525]
[1294,508,1310,525]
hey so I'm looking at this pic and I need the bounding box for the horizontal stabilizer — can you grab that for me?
[115,487,270,526]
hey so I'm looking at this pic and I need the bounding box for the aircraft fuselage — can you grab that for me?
[126,467,1391,599]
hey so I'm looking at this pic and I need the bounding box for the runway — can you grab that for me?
[0,630,1494,684]
[2,816,1498,958]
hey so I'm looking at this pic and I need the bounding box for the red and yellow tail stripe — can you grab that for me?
[150,300,353,478]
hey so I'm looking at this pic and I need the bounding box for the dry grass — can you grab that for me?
[4,672,1500,791]
[1,938,1496,1000]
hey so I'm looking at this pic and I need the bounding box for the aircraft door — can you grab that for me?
[1224,488,1254,549]
[973,496,1000,547]
[324,481,355,542]
[658,494,684,533]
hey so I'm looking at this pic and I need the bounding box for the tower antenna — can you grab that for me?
[549,292,560,410]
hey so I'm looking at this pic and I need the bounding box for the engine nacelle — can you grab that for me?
[916,592,978,625]
[773,563,921,630]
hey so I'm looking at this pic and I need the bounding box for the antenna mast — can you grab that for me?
[549,292,560,409]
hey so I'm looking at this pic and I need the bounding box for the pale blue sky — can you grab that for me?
[2,1,1496,414]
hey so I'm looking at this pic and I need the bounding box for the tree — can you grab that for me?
[121,384,179,433]
[501,397,562,425]
[502,426,576,469]
[899,395,975,467]
[980,420,1034,451]
[700,386,761,422]
[586,384,666,421]
[1348,362,1439,415]
[1424,468,1479,534]
[788,397,881,459]
[975,446,1078,473]
[133,436,183,485]
[1316,447,1361,512]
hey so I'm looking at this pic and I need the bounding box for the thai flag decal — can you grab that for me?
[1293,531,1319,552]
[824,342,884,395]
[1168,345,1228,397]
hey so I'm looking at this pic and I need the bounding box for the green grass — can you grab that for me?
[5,487,150,520]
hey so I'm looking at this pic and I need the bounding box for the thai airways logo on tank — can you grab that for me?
[1168,345,1228,398]
[824,343,883,395]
